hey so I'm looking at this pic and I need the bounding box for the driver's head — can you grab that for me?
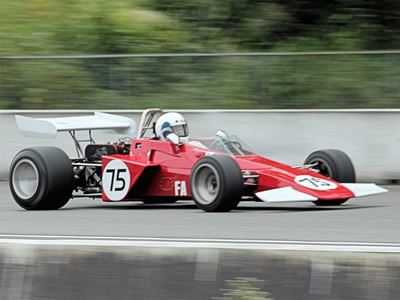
[155,112,189,144]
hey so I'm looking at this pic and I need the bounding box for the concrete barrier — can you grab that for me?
[1,109,400,183]
[0,243,399,300]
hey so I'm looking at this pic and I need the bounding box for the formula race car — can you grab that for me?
[9,109,387,212]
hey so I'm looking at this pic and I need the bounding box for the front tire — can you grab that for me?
[190,155,243,212]
[304,149,355,206]
[9,147,74,210]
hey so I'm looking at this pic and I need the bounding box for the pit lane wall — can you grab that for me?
[1,244,399,300]
[1,109,399,183]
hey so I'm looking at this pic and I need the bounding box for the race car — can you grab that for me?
[9,108,387,212]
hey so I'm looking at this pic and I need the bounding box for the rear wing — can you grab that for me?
[15,112,136,139]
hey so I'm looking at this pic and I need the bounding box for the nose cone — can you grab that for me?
[254,168,355,201]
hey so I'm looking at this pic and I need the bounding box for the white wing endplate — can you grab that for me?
[255,183,388,204]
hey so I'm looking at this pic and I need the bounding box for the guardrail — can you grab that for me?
[2,50,400,59]
[1,109,399,183]
[0,241,399,299]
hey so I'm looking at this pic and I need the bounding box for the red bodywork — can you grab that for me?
[101,138,355,202]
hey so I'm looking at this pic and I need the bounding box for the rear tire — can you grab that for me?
[9,147,74,210]
[190,155,242,212]
[304,149,355,206]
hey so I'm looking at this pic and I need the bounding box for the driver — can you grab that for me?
[155,112,189,144]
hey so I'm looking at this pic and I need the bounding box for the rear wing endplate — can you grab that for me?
[15,112,136,139]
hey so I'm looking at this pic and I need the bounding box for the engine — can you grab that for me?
[72,141,131,196]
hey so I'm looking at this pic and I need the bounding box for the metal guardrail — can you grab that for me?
[1,50,400,60]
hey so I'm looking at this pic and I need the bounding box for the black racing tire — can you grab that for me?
[9,147,74,210]
[304,149,355,206]
[190,155,243,212]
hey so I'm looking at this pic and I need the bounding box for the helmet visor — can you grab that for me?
[172,124,189,137]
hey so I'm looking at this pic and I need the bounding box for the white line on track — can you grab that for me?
[0,234,400,253]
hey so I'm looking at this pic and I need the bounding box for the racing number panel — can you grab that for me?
[102,155,160,201]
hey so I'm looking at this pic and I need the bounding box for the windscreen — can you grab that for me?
[190,135,256,156]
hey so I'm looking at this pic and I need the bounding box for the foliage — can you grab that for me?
[1,0,400,109]
[213,277,273,300]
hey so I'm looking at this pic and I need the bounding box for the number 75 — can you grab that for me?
[106,169,126,191]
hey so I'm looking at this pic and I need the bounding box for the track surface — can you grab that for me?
[0,182,399,243]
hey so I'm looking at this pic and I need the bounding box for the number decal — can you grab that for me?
[295,175,337,190]
[103,160,130,201]
[106,169,126,191]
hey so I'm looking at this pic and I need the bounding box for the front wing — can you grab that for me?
[255,183,388,203]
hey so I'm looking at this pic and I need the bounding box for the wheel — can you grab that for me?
[304,149,355,182]
[304,149,355,206]
[9,147,74,210]
[190,155,243,212]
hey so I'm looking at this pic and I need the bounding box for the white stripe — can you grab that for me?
[0,235,399,253]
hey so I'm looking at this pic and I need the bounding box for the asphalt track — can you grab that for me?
[0,181,399,244]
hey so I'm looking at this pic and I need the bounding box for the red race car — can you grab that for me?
[9,109,387,212]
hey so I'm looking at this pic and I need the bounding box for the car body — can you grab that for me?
[9,109,387,212]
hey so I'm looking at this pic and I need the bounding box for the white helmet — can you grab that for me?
[155,112,189,144]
